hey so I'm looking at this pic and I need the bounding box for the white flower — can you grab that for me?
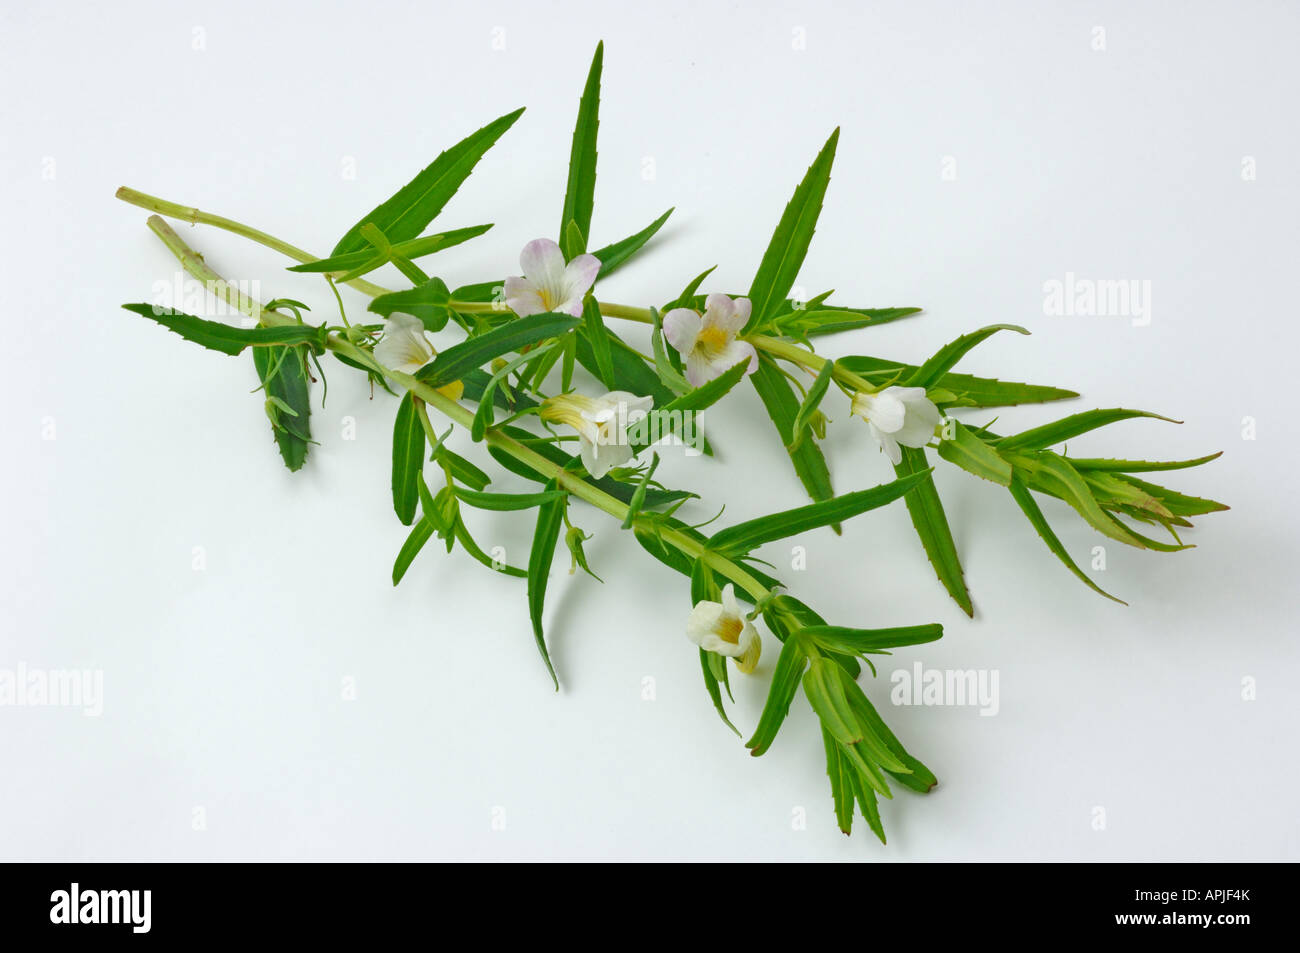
[662,293,760,387]
[685,584,761,674]
[373,313,464,399]
[850,385,942,465]
[374,313,435,374]
[503,238,601,318]
[539,390,653,479]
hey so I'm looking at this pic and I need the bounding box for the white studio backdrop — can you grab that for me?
[1,0,1296,860]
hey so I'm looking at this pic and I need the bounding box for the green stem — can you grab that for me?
[144,215,770,603]
[748,334,878,394]
[119,186,395,299]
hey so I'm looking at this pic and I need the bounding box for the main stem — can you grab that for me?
[144,215,770,603]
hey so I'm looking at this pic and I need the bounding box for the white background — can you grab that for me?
[2,0,1296,861]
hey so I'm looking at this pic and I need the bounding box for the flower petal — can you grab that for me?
[731,297,752,329]
[685,601,726,647]
[504,276,546,318]
[719,339,759,376]
[374,314,434,374]
[519,238,567,288]
[720,583,740,617]
[685,348,718,388]
[865,391,906,434]
[735,623,761,674]
[561,253,601,310]
[705,293,746,334]
[894,406,941,448]
[868,422,903,465]
[662,308,702,355]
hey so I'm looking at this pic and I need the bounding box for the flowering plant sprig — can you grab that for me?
[116,42,1225,841]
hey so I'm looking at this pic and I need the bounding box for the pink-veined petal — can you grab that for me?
[562,253,601,303]
[685,349,717,388]
[504,276,546,317]
[519,238,567,287]
[724,339,759,375]
[662,308,702,355]
[705,293,747,334]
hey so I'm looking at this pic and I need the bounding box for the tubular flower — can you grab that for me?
[504,238,601,318]
[662,293,760,387]
[373,313,463,400]
[539,390,653,479]
[850,385,942,465]
[685,583,761,674]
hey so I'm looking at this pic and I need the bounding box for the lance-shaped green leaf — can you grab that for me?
[661,360,749,415]
[649,306,690,396]
[455,488,565,511]
[573,328,683,429]
[893,446,972,616]
[801,624,943,657]
[620,453,661,529]
[784,306,922,337]
[700,648,740,736]
[470,342,556,441]
[789,360,834,451]
[665,266,717,312]
[460,367,538,413]
[834,675,909,774]
[448,280,503,304]
[844,686,938,794]
[750,354,836,521]
[837,354,1078,408]
[1007,474,1126,604]
[1110,473,1228,518]
[291,225,491,279]
[332,108,525,256]
[559,42,602,259]
[937,419,1013,485]
[746,635,809,756]
[454,517,527,578]
[689,557,718,604]
[630,361,749,454]
[997,408,1181,452]
[417,475,459,552]
[253,345,312,472]
[392,518,436,585]
[391,393,425,525]
[1066,451,1222,473]
[416,313,581,388]
[581,295,616,389]
[122,304,326,356]
[1012,450,1151,548]
[527,483,566,688]
[433,444,491,492]
[369,278,452,331]
[591,208,673,277]
[847,754,887,843]
[745,128,840,331]
[906,324,1028,388]
[803,656,861,746]
[823,728,858,836]
[710,470,929,555]
[1083,470,1175,519]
